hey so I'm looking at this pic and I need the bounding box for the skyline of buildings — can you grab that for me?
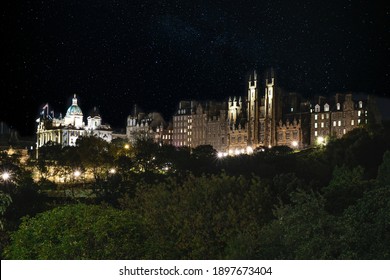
[29,69,382,155]
[124,69,380,154]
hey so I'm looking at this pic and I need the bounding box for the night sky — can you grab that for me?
[1,0,389,135]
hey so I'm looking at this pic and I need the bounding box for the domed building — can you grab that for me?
[64,94,84,128]
[36,95,112,153]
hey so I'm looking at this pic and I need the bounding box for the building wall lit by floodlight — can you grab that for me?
[36,95,112,155]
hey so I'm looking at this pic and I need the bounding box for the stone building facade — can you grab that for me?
[126,105,171,145]
[310,93,372,145]
[36,95,112,154]
[127,69,379,154]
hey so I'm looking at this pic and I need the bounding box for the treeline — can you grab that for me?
[1,124,390,259]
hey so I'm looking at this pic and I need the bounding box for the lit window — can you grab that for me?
[314,131,318,136]
[338,121,341,126]
[343,129,346,134]
[314,123,318,128]
[358,119,361,124]
[333,121,336,127]
[337,103,341,110]
[314,114,318,120]
[326,113,329,119]
[315,104,320,112]
[321,122,324,128]
[359,101,363,108]
[324,103,329,112]
[358,111,361,116]
[321,114,324,120]
[351,120,354,126]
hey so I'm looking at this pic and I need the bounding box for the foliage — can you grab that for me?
[121,173,277,259]
[4,204,148,259]
[257,189,340,259]
[377,150,390,187]
[322,165,368,215]
[0,192,12,230]
[3,125,390,259]
[338,186,390,259]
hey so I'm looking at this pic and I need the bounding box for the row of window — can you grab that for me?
[230,135,248,143]
[174,116,192,121]
[313,101,363,113]
[314,129,347,137]
[314,118,362,128]
[278,131,298,140]
[173,134,191,140]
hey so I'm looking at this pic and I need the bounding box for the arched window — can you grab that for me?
[324,103,329,112]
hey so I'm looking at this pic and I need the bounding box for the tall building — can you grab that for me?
[172,101,197,148]
[241,69,309,150]
[36,95,112,152]
[309,93,375,145]
[170,70,311,153]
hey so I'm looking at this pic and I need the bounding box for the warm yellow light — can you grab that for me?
[2,172,10,181]
[217,152,224,158]
[246,146,253,154]
[124,144,130,149]
[317,136,325,145]
[109,168,116,174]
[74,170,81,177]
[292,141,298,147]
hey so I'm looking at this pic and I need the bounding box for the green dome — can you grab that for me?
[66,94,83,116]
[66,105,83,116]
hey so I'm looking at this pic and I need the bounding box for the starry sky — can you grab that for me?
[1,0,389,135]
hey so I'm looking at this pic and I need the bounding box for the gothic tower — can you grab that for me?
[228,96,242,126]
[247,70,259,146]
[264,68,279,147]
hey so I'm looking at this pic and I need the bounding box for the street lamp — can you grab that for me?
[74,170,81,178]
[2,172,10,181]
[291,141,298,148]
[317,136,325,146]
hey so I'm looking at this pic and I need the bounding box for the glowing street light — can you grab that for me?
[74,170,81,178]
[109,168,116,174]
[291,141,298,148]
[317,136,325,145]
[2,172,10,181]
[124,144,130,150]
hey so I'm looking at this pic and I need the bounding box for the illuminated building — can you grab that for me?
[130,69,380,153]
[36,95,112,152]
[310,93,380,145]
[126,105,171,145]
